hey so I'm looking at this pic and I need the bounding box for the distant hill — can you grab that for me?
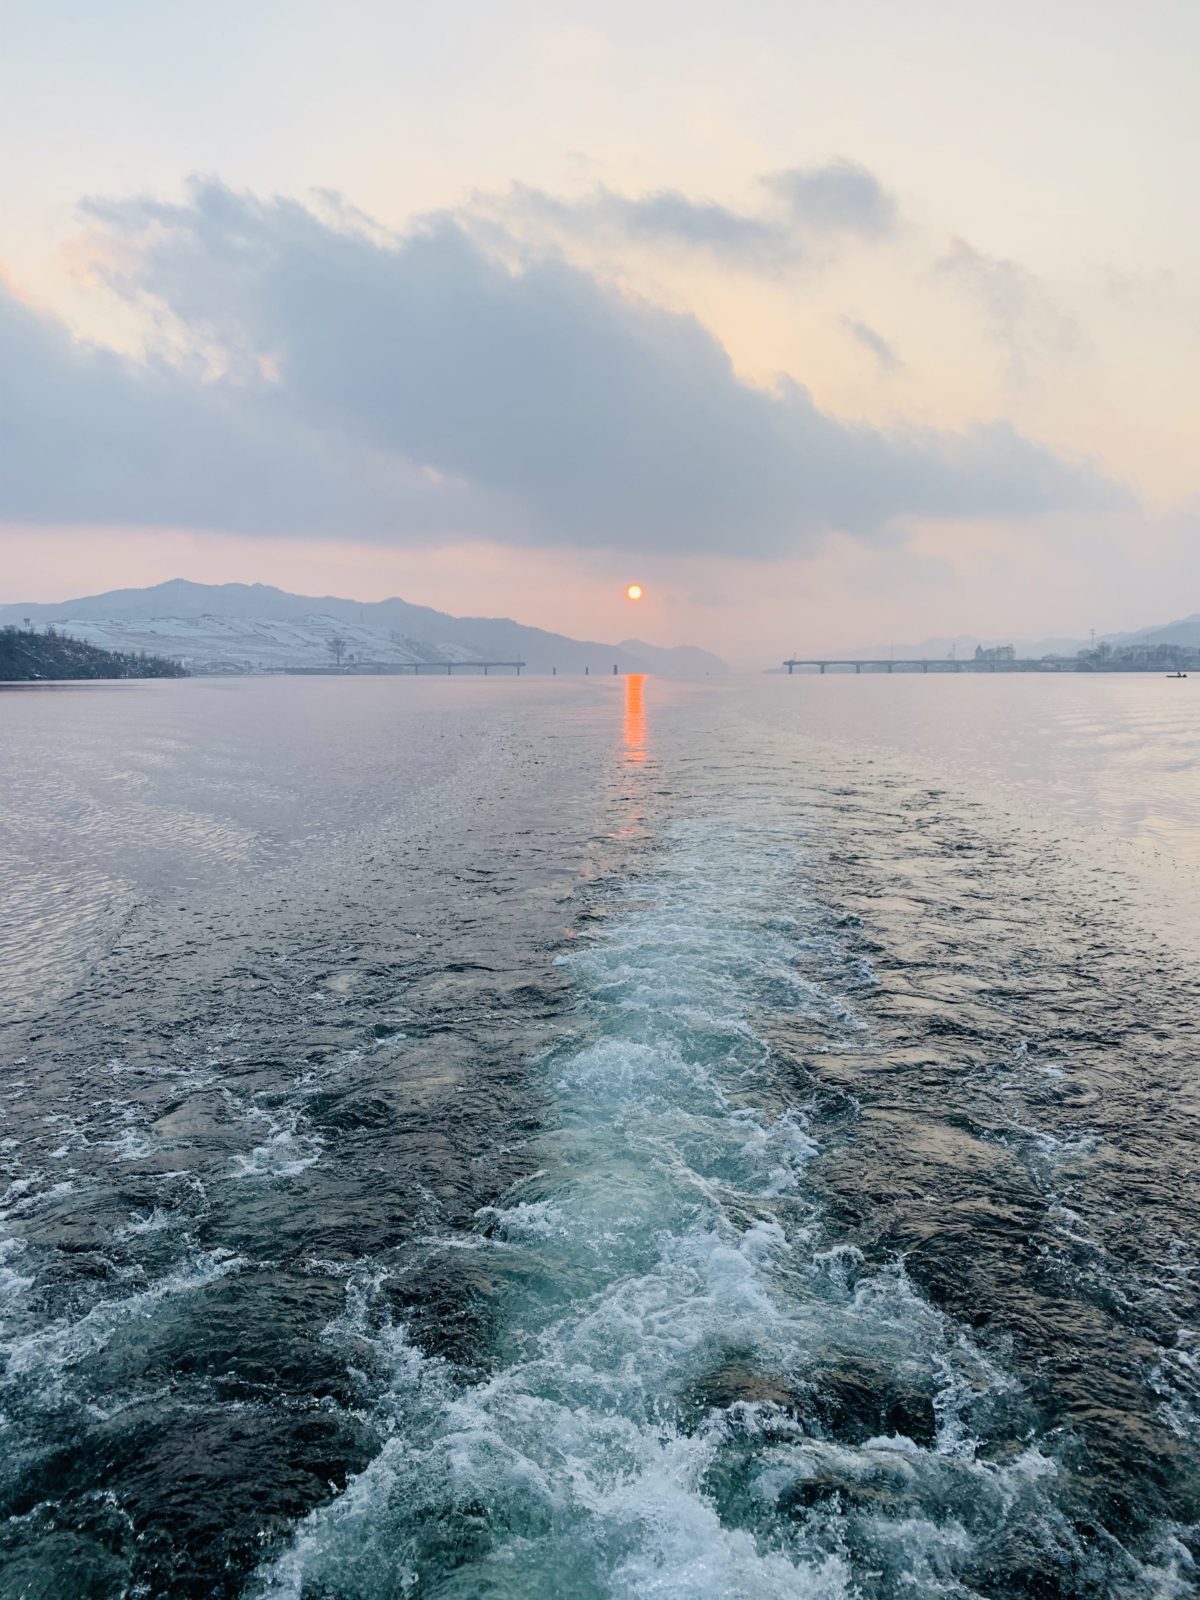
[0,580,728,677]
[14,613,489,675]
[832,631,1087,662]
[619,639,728,677]
[831,612,1200,663]
[0,625,187,682]
[1108,612,1200,649]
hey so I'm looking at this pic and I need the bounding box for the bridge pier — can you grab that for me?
[855,662,861,674]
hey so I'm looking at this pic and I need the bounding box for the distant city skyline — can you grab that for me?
[3,0,1198,664]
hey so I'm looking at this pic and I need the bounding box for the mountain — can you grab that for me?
[0,580,728,677]
[618,639,728,677]
[832,612,1200,663]
[1108,612,1200,649]
[12,613,488,675]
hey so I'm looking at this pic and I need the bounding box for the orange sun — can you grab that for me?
[625,583,644,601]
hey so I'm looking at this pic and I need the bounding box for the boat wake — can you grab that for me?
[252,809,1190,1598]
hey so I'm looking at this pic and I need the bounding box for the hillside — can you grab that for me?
[0,581,730,677]
[0,626,188,682]
[836,631,1087,661]
[835,614,1200,662]
[25,614,489,675]
[618,639,728,677]
[1110,612,1200,650]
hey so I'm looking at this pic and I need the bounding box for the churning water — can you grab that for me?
[1,674,1198,1597]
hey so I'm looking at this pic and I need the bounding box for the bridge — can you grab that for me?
[782,658,1061,674]
[409,660,526,675]
[275,660,527,676]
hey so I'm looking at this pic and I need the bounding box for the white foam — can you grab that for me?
[231,1105,323,1181]
[0,1248,245,1402]
[0,1233,33,1308]
[248,814,1144,1596]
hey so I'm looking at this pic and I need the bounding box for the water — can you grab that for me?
[1,674,1197,1597]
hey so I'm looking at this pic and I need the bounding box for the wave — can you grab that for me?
[248,811,1192,1598]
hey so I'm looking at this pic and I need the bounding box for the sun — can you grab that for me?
[625,583,644,602]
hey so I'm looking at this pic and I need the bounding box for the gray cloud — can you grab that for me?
[841,316,902,373]
[497,182,788,269]
[0,274,494,539]
[1,182,1126,555]
[489,158,898,272]
[762,159,898,237]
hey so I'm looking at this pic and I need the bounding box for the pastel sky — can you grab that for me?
[2,0,1198,662]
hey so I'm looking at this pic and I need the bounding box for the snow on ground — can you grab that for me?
[33,615,488,674]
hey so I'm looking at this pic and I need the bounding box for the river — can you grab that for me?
[1,673,1197,1597]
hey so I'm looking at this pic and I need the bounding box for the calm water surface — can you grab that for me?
[0,674,1197,1598]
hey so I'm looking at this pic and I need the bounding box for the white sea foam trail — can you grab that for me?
[252,815,1181,1599]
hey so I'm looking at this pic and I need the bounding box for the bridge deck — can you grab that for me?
[270,660,527,676]
[782,658,1055,674]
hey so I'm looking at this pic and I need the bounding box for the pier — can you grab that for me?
[274,660,526,676]
[783,657,1196,675]
[782,658,1056,674]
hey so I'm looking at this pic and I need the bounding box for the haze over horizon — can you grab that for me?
[3,1,1198,660]
[8,573,1197,670]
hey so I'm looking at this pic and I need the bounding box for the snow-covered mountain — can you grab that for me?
[1,580,729,677]
[25,613,486,674]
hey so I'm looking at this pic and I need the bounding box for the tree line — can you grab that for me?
[0,626,189,681]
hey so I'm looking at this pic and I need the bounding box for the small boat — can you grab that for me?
[1166,671,1188,679]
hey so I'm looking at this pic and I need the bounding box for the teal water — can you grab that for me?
[253,677,1198,1598]
[1,675,1198,1596]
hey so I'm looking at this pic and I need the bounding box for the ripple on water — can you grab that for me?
[250,809,1198,1599]
[3,679,1199,1597]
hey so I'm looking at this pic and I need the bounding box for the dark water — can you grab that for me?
[1,674,1197,1597]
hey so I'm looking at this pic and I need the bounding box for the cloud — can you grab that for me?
[762,158,898,237]
[939,237,1083,383]
[495,182,788,270]
[841,316,902,373]
[0,273,493,540]
[0,181,1126,556]
[485,158,898,273]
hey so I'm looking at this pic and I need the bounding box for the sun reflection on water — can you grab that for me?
[622,672,647,766]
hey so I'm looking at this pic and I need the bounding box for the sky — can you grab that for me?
[2,0,1198,663]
